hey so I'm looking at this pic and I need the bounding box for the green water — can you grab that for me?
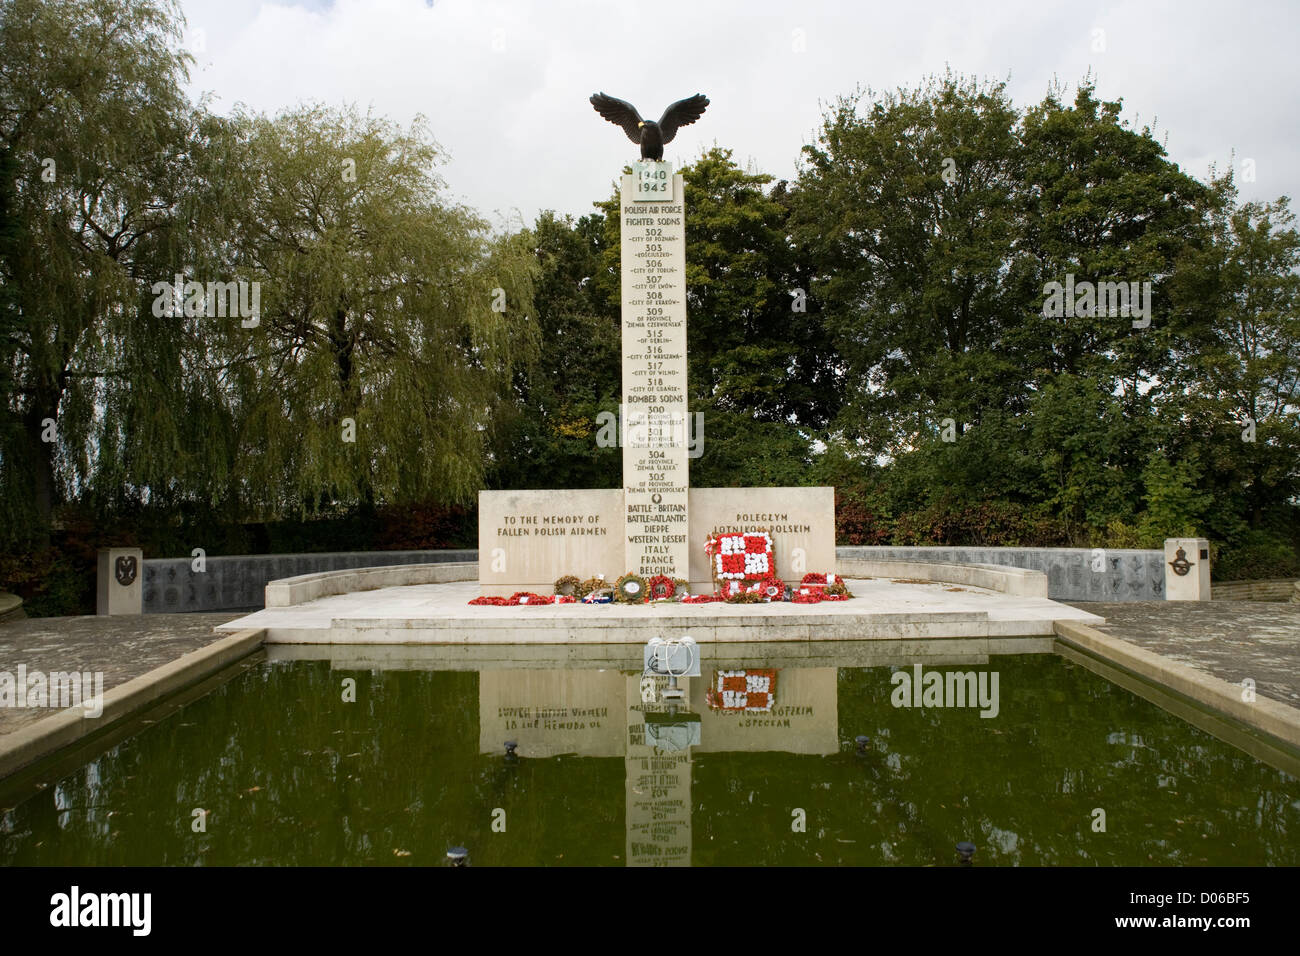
[1,652,1297,866]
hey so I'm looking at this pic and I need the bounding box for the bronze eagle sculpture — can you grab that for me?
[590,92,709,161]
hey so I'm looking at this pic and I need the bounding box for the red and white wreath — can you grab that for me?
[706,531,774,582]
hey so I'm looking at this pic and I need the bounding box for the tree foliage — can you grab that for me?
[0,2,1295,597]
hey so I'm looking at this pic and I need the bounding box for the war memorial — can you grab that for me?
[2,59,1297,887]
[203,92,1110,645]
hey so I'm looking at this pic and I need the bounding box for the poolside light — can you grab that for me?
[447,846,469,866]
[956,841,976,864]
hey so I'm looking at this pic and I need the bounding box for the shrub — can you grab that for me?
[1212,530,1300,581]
[835,492,893,545]
[891,499,1068,547]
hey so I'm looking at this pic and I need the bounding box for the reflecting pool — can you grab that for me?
[2,643,1297,866]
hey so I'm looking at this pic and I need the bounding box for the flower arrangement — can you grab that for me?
[553,574,582,597]
[800,572,837,586]
[578,576,607,598]
[647,574,677,600]
[791,587,851,604]
[614,573,647,604]
[468,559,844,607]
[716,574,784,602]
[469,592,576,606]
[798,571,854,599]
[706,531,774,584]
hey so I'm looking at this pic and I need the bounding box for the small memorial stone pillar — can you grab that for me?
[97,547,143,615]
[1164,538,1211,601]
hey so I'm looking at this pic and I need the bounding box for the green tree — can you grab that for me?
[795,75,1227,539]
[212,104,539,516]
[1169,195,1300,531]
[793,73,1023,455]
[486,210,621,490]
[589,147,833,488]
[0,0,195,546]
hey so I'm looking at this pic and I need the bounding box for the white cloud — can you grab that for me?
[178,0,1300,224]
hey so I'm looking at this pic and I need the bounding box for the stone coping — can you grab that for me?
[0,628,265,780]
[1054,619,1300,751]
[265,562,478,607]
[0,592,22,623]
[265,636,1057,671]
[147,548,477,563]
[263,558,1047,609]
[837,558,1049,597]
[1209,577,1299,602]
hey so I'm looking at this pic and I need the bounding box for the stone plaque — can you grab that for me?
[97,547,143,616]
[477,486,834,593]
[689,487,836,588]
[631,160,675,201]
[621,173,690,579]
[478,489,622,592]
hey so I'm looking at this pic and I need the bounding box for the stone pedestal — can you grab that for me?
[97,548,143,615]
[1164,538,1211,601]
[620,170,690,580]
[474,158,837,599]
[478,486,835,594]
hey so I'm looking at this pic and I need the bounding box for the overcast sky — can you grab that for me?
[176,0,1300,228]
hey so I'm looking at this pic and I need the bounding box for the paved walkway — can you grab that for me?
[1070,601,1300,707]
[0,613,234,735]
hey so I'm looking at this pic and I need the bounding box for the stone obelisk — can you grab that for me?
[620,162,690,581]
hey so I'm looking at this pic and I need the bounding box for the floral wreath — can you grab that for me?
[647,574,677,599]
[554,574,582,597]
[469,592,577,606]
[798,572,853,599]
[706,530,775,585]
[614,573,648,604]
[577,575,607,599]
[717,574,785,602]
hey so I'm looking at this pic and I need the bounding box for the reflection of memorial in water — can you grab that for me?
[476,664,839,866]
[478,670,623,758]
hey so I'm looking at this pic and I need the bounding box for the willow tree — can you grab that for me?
[0,0,196,547]
[214,104,538,519]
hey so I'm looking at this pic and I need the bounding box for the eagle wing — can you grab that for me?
[658,94,709,144]
[590,93,643,144]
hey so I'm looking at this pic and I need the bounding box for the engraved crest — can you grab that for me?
[115,555,138,587]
